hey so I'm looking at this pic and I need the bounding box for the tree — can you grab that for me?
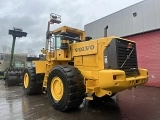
[0,45,11,53]
[27,48,36,57]
[15,48,24,53]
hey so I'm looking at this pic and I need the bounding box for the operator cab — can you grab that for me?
[50,26,86,50]
[52,26,85,40]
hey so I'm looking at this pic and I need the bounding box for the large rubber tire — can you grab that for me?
[23,67,43,95]
[4,70,19,86]
[4,75,18,86]
[47,65,85,112]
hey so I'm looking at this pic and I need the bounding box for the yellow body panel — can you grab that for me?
[33,61,46,73]
[71,40,97,56]
[74,56,83,66]
[54,49,71,60]
[81,68,148,97]
[83,55,98,67]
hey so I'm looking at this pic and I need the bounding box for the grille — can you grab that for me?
[117,40,139,77]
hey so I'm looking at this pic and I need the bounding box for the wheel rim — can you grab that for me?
[24,73,29,88]
[51,76,64,101]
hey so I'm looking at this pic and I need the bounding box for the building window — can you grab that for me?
[0,54,4,60]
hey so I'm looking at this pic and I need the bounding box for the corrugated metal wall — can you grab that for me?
[125,30,160,87]
[85,0,160,39]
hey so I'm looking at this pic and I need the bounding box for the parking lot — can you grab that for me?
[0,79,160,120]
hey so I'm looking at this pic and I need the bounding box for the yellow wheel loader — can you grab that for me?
[23,13,148,112]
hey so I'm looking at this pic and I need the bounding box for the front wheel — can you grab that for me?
[47,65,85,112]
[23,67,43,95]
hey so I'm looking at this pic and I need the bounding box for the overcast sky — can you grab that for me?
[0,0,143,55]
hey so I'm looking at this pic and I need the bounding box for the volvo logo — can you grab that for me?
[75,45,94,52]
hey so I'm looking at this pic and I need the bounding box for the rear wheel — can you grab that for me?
[23,67,43,95]
[47,65,85,112]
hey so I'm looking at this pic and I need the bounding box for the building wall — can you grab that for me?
[0,53,27,71]
[125,30,160,87]
[85,0,160,39]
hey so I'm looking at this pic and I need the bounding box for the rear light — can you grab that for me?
[127,43,133,48]
[113,75,117,80]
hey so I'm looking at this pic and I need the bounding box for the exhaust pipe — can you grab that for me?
[104,25,108,37]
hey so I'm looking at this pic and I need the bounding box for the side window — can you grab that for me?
[55,35,61,49]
